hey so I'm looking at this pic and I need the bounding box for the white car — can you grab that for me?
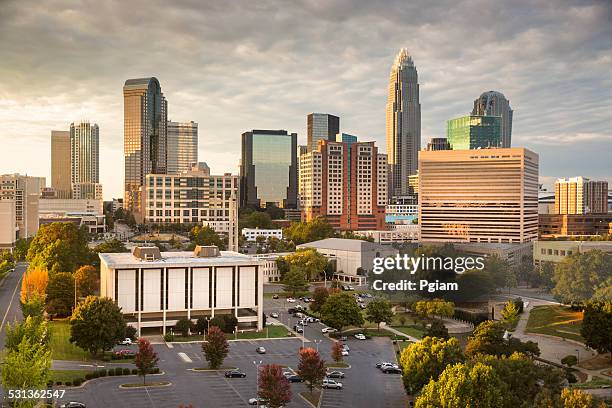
[322,378,343,389]
[119,338,132,345]
[270,312,279,318]
[321,327,336,333]
[341,349,349,356]
[286,298,296,303]
[378,362,399,370]
[354,333,366,340]
[248,397,266,405]
[341,344,350,352]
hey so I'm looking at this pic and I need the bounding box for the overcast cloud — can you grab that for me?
[1,0,611,199]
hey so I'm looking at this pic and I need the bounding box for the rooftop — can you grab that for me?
[99,250,261,268]
[297,238,380,252]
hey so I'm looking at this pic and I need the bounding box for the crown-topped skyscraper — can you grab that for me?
[386,48,421,201]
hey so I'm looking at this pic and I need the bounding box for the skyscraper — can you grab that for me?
[240,130,297,209]
[386,48,421,200]
[123,77,168,216]
[555,177,608,215]
[335,133,358,145]
[426,138,450,151]
[307,113,339,152]
[472,91,513,148]
[51,130,71,198]
[446,115,501,150]
[167,121,198,174]
[70,121,101,199]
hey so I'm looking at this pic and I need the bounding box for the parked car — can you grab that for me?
[339,335,348,341]
[382,366,402,374]
[286,297,296,303]
[354,333,366,340]
[272,294,279,299]
[270,312,279,318]
[248,397,267,405]
[286,374,304,383]
[347,285,355,291]
[376,362,399,369]
[118,338,132,345]
[322,378,343,389]
[60,403,86,408]
[341,344,350,352]
[341,349,349,356]
[224,370,247,378]
[256,346,266,354]
[321,327,336,333]
[294,325,304,333]
[114,349,135,357]
[341,285,350,291]
[326,370,345,379]
[298,319,308,326]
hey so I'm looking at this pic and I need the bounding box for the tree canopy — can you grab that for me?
[46,272,75,317]
[202,326,229,369]
[320,291,364,332]
[190,225,226,249]
[94,238,128,253]
[581,301,612,359]
[552,250,612,303]
[283,217,336,245]
[27,222,92,273]
[365,298,394,330]
[279,248,328,280]
[258,364,292,408]
[297,347,326,393]
[282,266,309,296]
[69,296,126,355]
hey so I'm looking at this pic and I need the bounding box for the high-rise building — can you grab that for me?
[299,140,387,231]
[51,130,72,199]
[167,121,198,174]
[446,115,501,150]
[386,48,421,199]
[472,91,513,148]
[419,148,539,243]
[426,137,450,151]
[335,133,358,145]
[307,113,339,152]
[123,77,168,217]
[70,121,102,199]
[0,200,16,250]
[555,177,608,215]
[0,174,45,239]
[240,130,297,209]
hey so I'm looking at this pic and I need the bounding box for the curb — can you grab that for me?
[119,381,172,389]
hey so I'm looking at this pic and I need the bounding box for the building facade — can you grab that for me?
[533,240,612,265]
[0,174,45,239]
[447,115,501,150]
[419,148,539,243]
[51,130,72,199]
[334,133,357,145]
[299,140,387,231]
[39,198,103,216]
[426,137,450,151]
[99,246,264,335]
[70,121,100,200]
[240,130,297,209]
[386,48,421,198]
[555,177,608,215]
[142,163,239,234]
[167,121,198,174]
[123,77,168,217]
[251,252,292,282]
[0,200,16,250]
[385,204,418,225]
[472,91,513,148]
[242,228,283,242]
[307,113,339,152]
[539,213,612,237]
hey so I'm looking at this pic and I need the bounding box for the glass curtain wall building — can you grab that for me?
[447,115,501,150]
[307,113,339,152]
[167,121,198,174]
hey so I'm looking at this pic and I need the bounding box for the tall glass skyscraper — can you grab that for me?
[447,115,501,150]
[123,77,168,216]
[307,113,339,152]
[386,48,421,199]
[472,91,513,148]
[70,121,101,199]
[167,121,198,174]
[240,130,297,209]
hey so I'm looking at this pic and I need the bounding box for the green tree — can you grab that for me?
[20,292,46,319]
[5,316,49,352]
[258,364,292,408]
[13,237,32,261]
[134,338,159,385]
[399,336,464,394]
[552,250,612,304]
[320,292,364,332]
[94,238,128,253]
[190,225,225,249]
[561,355,578,368]
[425,320,449,339]
[202,326,229,369]
[280,249,328,281]
[415,362,506,408]
[46,272,75,316]
[538,261,556,290]
[297,347,326,394]
[282,266,308,296]
[581,301,612,360]
[591,280,612,301]
[484,255,513,289]
[69,296,126,356]
[26,222,92,273]
[175,318,193,337]
[466,320,540,357]
[414,299,454,319]
[310,286,329,313]
[365,298,394,331]
[283,217,336,245]
[74,265,99,298]
[1,339,51,408]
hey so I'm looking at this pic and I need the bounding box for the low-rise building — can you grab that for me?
[533,240,612,265]
[385,204,418,225]
[251,252,293,282]
[539,214,612,238]
[39,213,106,234]
[99,246,264,336]
[39,198,103,215]
[242,228,283,242]
[355,225,419,244]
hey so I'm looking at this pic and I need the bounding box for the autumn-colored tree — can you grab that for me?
[74,265,99,298]
[202,326,229,369]
[331,341,344,363]
[20,267,48,304]
[258,364,292,408]
[26,222,92,273]
[134,338,159,385]
[414,298,454,320]
[297,347,326,394]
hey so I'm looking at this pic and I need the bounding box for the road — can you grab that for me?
[0,262,26,349]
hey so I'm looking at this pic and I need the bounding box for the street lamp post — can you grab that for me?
[314,339,322,353]
[253,360,263,407]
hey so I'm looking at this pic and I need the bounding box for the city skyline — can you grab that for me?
[1,0,611,199]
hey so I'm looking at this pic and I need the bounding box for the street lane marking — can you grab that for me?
[177,352,192,363]
[0,268,22,334]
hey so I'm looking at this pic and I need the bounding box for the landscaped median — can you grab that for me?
[49,367,162,387]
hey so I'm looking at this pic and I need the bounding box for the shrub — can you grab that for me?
[98,369,107,377]
[108,370,115,376]
[132,368,138,375]
[55,381,62,386]
[64,381,72,386]
[123,368,131,375]
[164,332,174,342]
[152,367,160,374]
[73,378,83,386]
[115,367,123,375]
[85,373,93,380]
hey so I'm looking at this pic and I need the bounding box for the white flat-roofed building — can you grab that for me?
[242,228,283,242]
[39,198,103,215]
[99,246,264,335]
[251,252,292,282]
[356,225,419,244]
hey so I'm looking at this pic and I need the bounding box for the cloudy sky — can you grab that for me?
[1,0,611,199]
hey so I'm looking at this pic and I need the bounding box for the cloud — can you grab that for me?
[0,0,611,198]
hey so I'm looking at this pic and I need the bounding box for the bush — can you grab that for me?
[126,325,137,340]
[64,381,72,386]
[164,332,175,342]
[123,368,131,375]
[151,367,160,374]
[561,355,578,368]
[98,369,107,377]
[115,367,123,375]
[108,370,115,376]
[55,381,62,386]
[566,370,578,383]
[132,368,138,375]
[73,378,83,386]
[85,373,93,380]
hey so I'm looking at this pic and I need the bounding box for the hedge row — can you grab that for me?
[54,367,161,386]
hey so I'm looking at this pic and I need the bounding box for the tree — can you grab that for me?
[175,318,193,337]
[415,362,506,408]
[414,299,454,319]
[283,217,336,245]
[195,317,209,334]
[561,355,578,368]
[283,266,308,296]
[46,272,75,316]
[501,300,519,326]
[20,292,46,319]
[365,298,394,331]
[581,301,612,360]
[311,286,329,313]
[591,281,612,301]
[552,250,612,304]
[20,267,48,304]
[190,225,225,249]
[13,237,31,261]
[425,320,449,339]
[280,249,328,281]
[320,292,364,332]
[399,336,464,394]
[69,296,126,356]
[559,388,605,408]
[209,315,226,333]
[74,265,99,298]
[5,316,49,352]
[297,347,326,393]
[26,222,92,273]
[484,254,513,289]
[202,326,229,369]
[258,364,292,408]
[134,338,159,385]
[331,341,344,363]
[466,320,540,357]
[94,238,128,253]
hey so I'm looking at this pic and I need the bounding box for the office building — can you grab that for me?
[419,148,539,243]
[299,140,387,231]
[447,115,501,150]
[167,121,198,174]
[123,77,168,217]
[539,213,612,238]
[472,91,513,148]
[70,121,100,197]
[251,252,292,282]
[426,138,450,151]
[39,198,103,215]
[0,174,45,239]
[40,213,106,235]
[143,163,239,235]
[335,133,358,145]
[0,200,16,250]
[99,246,264,335]
[534,240,612,266]
[240,130,297,209]
[385,204,418,225]
[386,48,421,198]
[242,228,283,242]
[307,113,339,152]
[355,226,419,244]
[555,177,608,215]
[50,130,72,198]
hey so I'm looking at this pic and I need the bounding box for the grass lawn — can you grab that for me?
[571,376,612,389]
[49,320,92,361]
[50,370,91,383]
[525,305,584,342]
[392,326,425,339]
[393,340,414,355]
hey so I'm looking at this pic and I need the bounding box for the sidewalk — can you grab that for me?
[380,323,420,342]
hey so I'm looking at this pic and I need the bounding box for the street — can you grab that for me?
[0,262,26,349]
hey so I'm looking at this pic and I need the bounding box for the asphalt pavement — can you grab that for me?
[0,262,26,349]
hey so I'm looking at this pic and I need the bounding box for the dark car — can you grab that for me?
[326,370,345,379]
[382,366,402,374]
[224,370,246,378]
[286,374,304,383]
[60,403,87,408]
[114,349,135,357]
